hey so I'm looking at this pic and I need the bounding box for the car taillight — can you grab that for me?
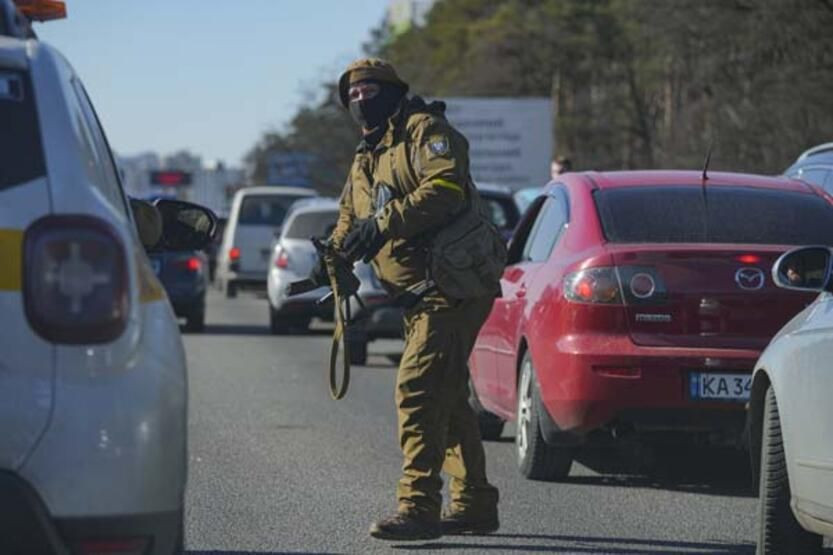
[176,256,202,272]
[23,215,128,344]
[229,247,240,261]
[275,248,289,269]
[564,266,666,305]
[564,267,622,304]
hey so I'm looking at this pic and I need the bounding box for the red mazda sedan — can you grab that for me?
[469,170,833,480]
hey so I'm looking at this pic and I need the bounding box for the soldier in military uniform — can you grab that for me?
[328,58,501,541]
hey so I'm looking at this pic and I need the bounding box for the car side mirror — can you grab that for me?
[129,198,163,249]
[152,199,217,252]
[772,246,832,292]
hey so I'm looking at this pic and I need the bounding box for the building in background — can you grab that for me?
[118,151,244,217]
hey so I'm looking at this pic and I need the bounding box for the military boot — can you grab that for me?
[369,513,442,541]
[440,505,499,535]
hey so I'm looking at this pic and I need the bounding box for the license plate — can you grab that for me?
[150,259,162,276]
[690,372,751,402]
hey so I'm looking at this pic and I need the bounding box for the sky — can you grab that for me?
[36,0,392,166]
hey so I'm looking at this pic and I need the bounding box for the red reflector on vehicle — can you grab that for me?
[593,366,641,379]
[186,257,201,272]
[229,247,240,261]
[737,254,762,264]
[275,249,289,269]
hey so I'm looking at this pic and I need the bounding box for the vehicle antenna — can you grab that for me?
[702,143,713,182]
[701,143,713,241]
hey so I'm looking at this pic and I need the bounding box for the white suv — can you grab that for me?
[217,186,315,298]
[1,3,214,552]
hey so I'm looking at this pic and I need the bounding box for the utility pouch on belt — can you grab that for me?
[429,185,507,299]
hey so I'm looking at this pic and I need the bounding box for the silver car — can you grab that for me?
[266,199,403,363]
[267,199,339,333]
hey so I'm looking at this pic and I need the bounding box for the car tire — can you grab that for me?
[757,386,822,555]
[516,351,573,481]
[269,307,288,335]
[225,282,237,299]
[185,308,205,333]
[348,338,368,366]
[469,379,504,441]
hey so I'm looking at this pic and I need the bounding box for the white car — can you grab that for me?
[217,185,315,298]
[1,3,214,552]
[267,198,338,333]
[749,246,833,554]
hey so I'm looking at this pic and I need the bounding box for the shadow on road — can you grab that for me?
[184,324,272,336]
[188,551,339,555]
[394,533,755,553]
[571,445,756,498]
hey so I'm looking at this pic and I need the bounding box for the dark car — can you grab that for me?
[478,182,522,241]
[784,142,833,192]
[148,250,209,332]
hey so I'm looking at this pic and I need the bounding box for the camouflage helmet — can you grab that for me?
[338,58,409,108]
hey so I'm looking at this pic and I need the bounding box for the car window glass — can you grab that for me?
[284,211,338,239]
[0,70,46,190]
[522,197,566,262]
[798,168,829,187]
[595,186,833,245]
[506,195,546,265]
[482,196,520,232]
[238,195,308,227]
[70,79,129,219]
[485,199,508,228]
[61,72,127,218]
[825,171,833,193]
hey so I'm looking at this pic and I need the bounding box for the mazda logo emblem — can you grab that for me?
[735,267,765,290]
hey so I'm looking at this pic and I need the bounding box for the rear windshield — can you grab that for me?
[238,194,308,227]
[284,210,338,239]
[594,186,833,246]
[0,70,46,190]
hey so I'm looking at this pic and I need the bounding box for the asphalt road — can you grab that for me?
[181,290,828,555]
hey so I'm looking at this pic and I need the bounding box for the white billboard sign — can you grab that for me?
[442,97,553,189]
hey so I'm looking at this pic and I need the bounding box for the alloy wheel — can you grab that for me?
[517,359,533,460]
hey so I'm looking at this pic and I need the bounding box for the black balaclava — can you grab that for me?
[349,80,406,134]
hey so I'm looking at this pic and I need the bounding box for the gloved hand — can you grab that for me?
[343,218,386,263]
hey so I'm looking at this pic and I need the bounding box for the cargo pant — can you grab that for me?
[396,293,499,521]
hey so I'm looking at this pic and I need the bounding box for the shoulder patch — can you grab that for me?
[428,135,450,157]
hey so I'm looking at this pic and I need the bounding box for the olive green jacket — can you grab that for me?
[332,97,472,295]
